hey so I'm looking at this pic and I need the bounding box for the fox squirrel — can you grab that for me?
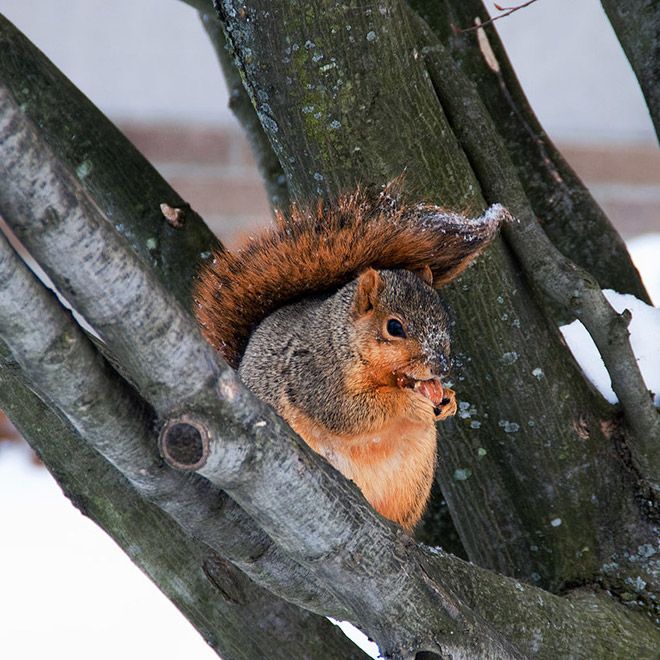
[194,186,506,530]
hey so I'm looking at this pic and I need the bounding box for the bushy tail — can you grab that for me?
[194,187,509,367]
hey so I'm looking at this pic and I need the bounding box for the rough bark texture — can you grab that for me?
[0,2,658,658]
[410,12,660,493]
[0,69,362,625]
[157,388,660,659]
[216,0,657,596]
[408,0,651,307]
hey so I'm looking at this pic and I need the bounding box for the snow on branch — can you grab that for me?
[561,290,660,407]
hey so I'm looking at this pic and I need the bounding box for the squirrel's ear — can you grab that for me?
[353,268,384,316]
[412,265,433,286]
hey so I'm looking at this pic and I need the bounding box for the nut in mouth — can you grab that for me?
[395,373,451,415]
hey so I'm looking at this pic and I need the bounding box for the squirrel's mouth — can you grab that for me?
[395,373,449,414]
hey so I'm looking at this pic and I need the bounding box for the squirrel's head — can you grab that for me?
[348,267,452,415]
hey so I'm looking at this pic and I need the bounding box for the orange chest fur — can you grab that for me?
[282,404,437,530]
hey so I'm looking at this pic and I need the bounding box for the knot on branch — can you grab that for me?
[159,416,210,471]
[160,202,187,229]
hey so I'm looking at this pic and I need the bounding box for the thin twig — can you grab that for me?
[455,0,540,34]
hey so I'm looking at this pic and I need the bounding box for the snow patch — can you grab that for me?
[0,443,217,660]
[560,290,660,405]
[330,619,381,658]
[627,233,660,304]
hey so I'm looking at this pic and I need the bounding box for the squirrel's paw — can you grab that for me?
[434,388,457,421]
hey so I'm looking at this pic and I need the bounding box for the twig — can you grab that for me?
[455,0,540,34]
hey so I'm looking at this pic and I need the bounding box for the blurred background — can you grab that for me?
[0,1,658,658]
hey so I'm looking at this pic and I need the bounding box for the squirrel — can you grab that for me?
[194,185,506,530]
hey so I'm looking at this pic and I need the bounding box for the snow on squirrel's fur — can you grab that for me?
[194,185,508,367]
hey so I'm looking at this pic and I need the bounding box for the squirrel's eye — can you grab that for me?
[386,318,406,338]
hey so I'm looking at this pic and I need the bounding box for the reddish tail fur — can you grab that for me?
[194,187,508,367]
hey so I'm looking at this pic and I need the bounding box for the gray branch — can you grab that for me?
[0,352,358,660]
[0,14,368,655]
[406,0,650,305]
[0,92,354,620]
[158,401,660,658]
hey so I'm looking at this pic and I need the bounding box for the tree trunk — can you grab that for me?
[0,2,658,658]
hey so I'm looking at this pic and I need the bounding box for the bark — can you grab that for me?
[600,0,660,139]
[1,2,658,658]
[0,349,361,660]
[157,394,660,659]
[216,0,657,597]
[407,0,651,307]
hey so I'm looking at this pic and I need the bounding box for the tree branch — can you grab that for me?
[406,0,650,306]
[0,96,363,622]
[0,217,363,620]
[600,0,660,140]
[413,15,660,495]
[0,13,370,654]
[159,394,660,658]
[0,351,361,660]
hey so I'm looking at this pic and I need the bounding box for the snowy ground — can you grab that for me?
[1,235,658,659]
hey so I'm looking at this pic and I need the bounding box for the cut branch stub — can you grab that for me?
[160,416,210,471]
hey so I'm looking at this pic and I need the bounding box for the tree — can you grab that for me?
[0,1,658,657]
